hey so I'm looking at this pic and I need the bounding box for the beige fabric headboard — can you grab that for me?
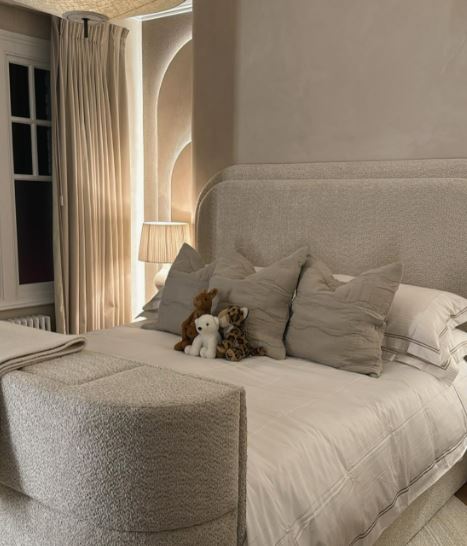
[196,159,467,298]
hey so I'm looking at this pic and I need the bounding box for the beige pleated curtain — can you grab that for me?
[52,18,131,334]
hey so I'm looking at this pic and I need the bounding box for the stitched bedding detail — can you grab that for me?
[384,332,441,354]
[348,435,467,545]
[272,387,457,545]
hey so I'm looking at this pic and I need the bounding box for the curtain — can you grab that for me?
[51,18,131,334]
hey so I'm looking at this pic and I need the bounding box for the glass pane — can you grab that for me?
[37,125,51,176]
[34,68,51,121]
[9,63,30,118]
[15,180,54,285]
[12,123,32,174]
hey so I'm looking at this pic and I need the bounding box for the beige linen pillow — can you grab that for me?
[156,244,215,335]
[286,258,403,376]
[209,247,308,359]
[335,274,467,383]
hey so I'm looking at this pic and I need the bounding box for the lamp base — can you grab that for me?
[153,264,171,291]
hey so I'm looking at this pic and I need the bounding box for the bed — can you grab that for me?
[3,159,467,545]
[86,324,467,545]
[90,158,467,545]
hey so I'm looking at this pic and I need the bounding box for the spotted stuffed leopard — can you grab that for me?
[216,305,266,362]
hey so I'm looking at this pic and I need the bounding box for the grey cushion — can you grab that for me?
[286,257,402,376]
[210,247,308,359]
[137,288,163,319]
[157,244,215,335]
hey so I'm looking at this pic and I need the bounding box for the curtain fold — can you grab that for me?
[52,18,131,334]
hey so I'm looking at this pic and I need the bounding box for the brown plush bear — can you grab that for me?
[174,289,218,352]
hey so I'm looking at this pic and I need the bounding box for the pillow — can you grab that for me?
[334,275,467,383]
[209,247,308,359]
[286,258,403,377]
[138,288,163,319]
[156,244,215,335]
[386,327,467,383]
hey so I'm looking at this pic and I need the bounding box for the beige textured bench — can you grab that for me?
[0,352,246,546]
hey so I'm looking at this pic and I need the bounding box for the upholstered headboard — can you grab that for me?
[195,159,467,298]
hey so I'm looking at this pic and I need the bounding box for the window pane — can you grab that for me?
[9,63,30,118]
[12,123,32,174]
[34,68,51,121]
[37,125,51,176]
[15,180,54,285]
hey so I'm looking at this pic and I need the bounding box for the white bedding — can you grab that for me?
[86,324,467,546]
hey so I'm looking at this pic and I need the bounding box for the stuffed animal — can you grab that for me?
[184,314,221,359]
[216,305,266,361]
[174,289,218,351]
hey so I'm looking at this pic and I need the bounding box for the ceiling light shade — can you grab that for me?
[12,0,185,19]
[63,10,108,23]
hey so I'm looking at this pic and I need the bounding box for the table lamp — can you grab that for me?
[138,221,190,289]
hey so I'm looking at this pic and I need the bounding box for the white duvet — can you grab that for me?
[86,325,467,546]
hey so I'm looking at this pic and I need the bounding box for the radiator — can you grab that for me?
[8,315,52,332]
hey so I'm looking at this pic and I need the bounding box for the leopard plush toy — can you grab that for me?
[216,305,266,362]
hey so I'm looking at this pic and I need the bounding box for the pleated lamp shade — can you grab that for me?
[138,222,190,264]
[12,0,185,19]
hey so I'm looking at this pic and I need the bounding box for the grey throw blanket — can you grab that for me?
[0,321,85,376]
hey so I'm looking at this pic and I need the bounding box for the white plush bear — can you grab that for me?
[184,314,221,359]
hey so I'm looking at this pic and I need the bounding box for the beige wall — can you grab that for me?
[193,0,467,193]
[157,38,193,221]
[193,0,237,198]
[171,141,193,223]
[0,2,50,38]
[142,12,192,298]
[142,12,192,222]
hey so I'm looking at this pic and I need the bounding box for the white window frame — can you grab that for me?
[0,30,53,311]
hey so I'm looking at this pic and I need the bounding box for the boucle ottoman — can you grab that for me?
[0,352,246,546]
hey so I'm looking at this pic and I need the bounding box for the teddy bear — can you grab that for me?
[174,288,218,351]
[216,305,266,362]
[184,314,221,359]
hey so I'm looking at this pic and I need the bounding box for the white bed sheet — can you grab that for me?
[86,325,467,546]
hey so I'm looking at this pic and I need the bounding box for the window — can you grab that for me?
[9,62,53,285]
[0,31,53,310]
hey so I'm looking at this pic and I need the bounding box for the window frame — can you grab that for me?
[0,30,53,311]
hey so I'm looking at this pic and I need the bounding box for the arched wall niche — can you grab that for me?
[142,13,192,298]
[171,141,193,224]
[157,39,193,221]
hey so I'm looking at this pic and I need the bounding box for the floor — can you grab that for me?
[457,484,467,505]
[408,496,467,545]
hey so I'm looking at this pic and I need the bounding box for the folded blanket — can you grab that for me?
[0,322,85,376]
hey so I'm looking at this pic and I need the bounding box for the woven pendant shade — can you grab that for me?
[12,0,184,19]
[138,222,190,264]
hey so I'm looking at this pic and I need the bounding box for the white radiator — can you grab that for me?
[8,315,52,332]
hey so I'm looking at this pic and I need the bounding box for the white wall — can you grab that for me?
[116,17,145,318]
